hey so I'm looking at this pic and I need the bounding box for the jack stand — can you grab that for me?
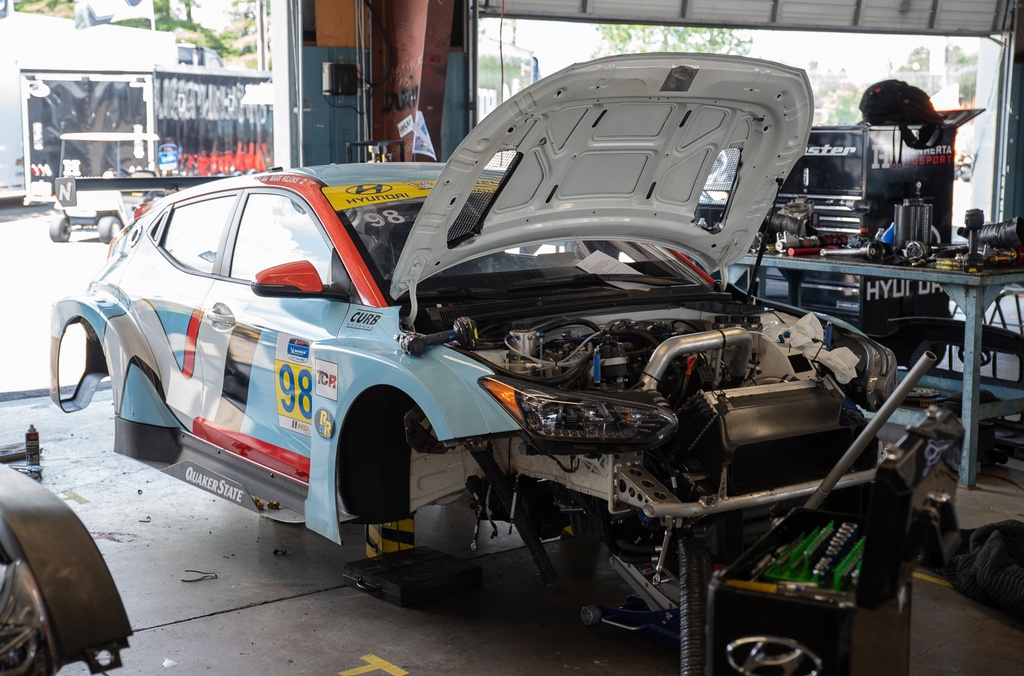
[365,518,415,558]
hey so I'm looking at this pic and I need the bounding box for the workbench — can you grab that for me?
[727,253,1024,487]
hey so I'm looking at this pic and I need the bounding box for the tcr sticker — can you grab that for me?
[315,359,338,401]
[275,333,313,436]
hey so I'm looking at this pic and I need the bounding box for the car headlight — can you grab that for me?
[0,561,54,676]
[479,376,677,451]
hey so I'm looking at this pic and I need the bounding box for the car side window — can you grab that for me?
[230,193,331,283]
[161,196,236,274]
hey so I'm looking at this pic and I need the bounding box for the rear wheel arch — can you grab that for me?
[52,301,164,418]
[52,316,109,412]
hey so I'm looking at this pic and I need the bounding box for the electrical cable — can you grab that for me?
[499,0,506,101]
[471,449,557,584]
[545,454,579,474]
[322,93,362,113]
[978,471,1024,491]
[356,2,370,143]
[363,0,393,89]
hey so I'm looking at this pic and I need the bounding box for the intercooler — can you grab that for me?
[680,378,868,495]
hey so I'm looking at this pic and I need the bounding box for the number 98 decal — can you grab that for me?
[274,334,314,436]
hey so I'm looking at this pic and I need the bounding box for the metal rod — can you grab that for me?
[805,350,938,509]
[642,468,876,519]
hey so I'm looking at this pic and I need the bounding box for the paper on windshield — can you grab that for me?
[576,251,652,291]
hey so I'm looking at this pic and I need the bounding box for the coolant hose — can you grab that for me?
[471,450,558,584]
[679,535,711,675]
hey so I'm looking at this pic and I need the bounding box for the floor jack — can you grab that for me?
[580,553,680,648]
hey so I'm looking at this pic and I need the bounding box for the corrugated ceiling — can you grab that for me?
[479,0,1013,36]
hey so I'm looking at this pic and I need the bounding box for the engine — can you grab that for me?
[448,302,894,500]
[399,300,896,566]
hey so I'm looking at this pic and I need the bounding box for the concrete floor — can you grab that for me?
[2,391,1023,675]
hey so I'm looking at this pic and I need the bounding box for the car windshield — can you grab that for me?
[340,198,708,293]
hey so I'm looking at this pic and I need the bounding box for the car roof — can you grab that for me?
[143,163,444,209]
[292,162,443,187]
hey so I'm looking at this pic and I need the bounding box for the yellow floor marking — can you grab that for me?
[61,491,89,504]
[339,654,408,676]
[913,571,954,588]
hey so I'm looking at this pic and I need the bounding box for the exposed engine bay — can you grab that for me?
[402,294,896,574]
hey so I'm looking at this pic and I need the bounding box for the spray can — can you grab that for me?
[25,425,40,465]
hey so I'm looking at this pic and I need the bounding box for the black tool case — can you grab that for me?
[341,546,482,607]
[708,407,964,676]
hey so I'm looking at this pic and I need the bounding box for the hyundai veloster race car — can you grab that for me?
[51,53,896,612]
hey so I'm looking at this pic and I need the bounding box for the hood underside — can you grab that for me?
[391,52,813,299]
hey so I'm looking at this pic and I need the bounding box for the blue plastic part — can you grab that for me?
[120,363,182,428]
[590,595,681,648]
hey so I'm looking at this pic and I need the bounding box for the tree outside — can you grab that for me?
[13,0,264,69]
[593,23,752,58]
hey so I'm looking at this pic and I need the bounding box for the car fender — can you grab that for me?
[51,292,169,424]
[305,340,520,542]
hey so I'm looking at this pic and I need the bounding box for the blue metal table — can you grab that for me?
[727,254,1024,487]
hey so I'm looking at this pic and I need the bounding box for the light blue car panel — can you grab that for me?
[121,362,184,428]
[303,305,521,542]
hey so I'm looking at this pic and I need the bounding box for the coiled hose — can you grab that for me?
[471,449,557,584]
[679,535,711,675]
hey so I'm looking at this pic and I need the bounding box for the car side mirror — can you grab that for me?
[251,260,342,299]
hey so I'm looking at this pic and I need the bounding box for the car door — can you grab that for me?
[119,192,239,427]
[195,189,350,482]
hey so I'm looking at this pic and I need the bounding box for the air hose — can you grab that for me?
[679,535,711,675]
[471,449,558,584]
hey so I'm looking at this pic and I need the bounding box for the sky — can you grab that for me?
[188,0,234,31]
[482,18,982,88]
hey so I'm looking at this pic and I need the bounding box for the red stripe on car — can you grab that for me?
[192,417,311,484]
[183,309,202,378]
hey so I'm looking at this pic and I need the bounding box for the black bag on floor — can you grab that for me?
[945,519,1024,619]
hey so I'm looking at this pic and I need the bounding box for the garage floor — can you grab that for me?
[4,390,1023,676]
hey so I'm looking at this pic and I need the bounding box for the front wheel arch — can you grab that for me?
[336,385,417,523]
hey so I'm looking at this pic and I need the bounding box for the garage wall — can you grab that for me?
[478,0,1013,36]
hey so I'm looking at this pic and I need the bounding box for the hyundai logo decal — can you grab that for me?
[725,636,823,676]
[345,183,392,195]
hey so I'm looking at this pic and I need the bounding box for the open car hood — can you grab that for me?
[390,52,812,299]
